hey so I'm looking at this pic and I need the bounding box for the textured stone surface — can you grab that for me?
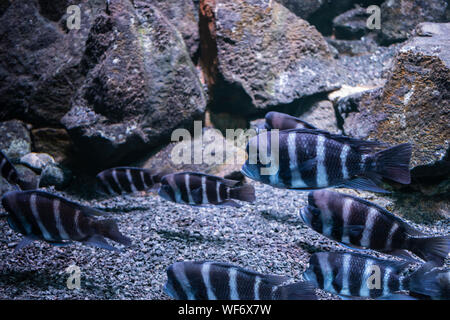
[332,7,369,40]
[151,0,200,59]
[344,23,450,170]
[0,0,105,126]
[61,1,206,170]
[0,120,31,161]
[378,0,448,45]
[19,153,55,173]
[39,164,72,189]
[297,100,340,134]
[200,0,341,116]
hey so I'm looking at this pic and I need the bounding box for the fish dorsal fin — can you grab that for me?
[349,252,412,272]
[281,129,386,153]
[339,193,423,236]
[204,262,290,285]
[178,172,240,187]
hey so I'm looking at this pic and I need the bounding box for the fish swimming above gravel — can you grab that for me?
[301,190,450,265]
[241,129,412,193]
[263,111,317,131]
[96,167,168,196]
[304,252,449,300]
[164,261,317,300]
[158,172,255,207]
[1,190,132,252]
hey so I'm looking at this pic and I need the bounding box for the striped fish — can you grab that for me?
[241,129,412,193]
[96,167,168,196]
[158,172,255,207]
[264,111,317,131]
[304,252,449,300]
[1,190,132,251]
[0,149,19,187]
[164,261,317,300]
[300,190,450,264]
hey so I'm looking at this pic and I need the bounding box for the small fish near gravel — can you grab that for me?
[158,172,255,208]
[1,190,131,252]
[165,261,317,300]
[300,190,450,265]
[96,167,168,196]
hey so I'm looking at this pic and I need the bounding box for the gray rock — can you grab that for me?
[151,0,200,59]
[200,0,341,116]
[39,164,72,189]
[61,1,206,170]
[0,0,105,126]
[0,120,31,161]
[20,153,55,173]
[297,100,340,134]
[15,165,39,190]
[378,0,448,45]
[342,23,450,194]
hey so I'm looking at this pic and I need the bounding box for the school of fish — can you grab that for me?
[0,111,448,300]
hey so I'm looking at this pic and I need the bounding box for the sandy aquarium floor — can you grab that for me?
[0,182,448,300]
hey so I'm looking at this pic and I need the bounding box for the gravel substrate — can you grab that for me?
[0,183,448,300]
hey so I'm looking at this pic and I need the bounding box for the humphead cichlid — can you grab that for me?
[96,167,168,196]
[165,261,317,300]
[304,251,449,300]
[241,129,411,193]
[158,172,255,207]
[301,190,450,264]
[1,190,131,252]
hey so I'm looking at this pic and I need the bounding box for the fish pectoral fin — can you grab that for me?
[15,236,38,252]
[343,225,365,238]
[190,188,203,204]
[47,240,71,247]
[84,235,121,252]
[340,177,390,193]
[220,200,241,208]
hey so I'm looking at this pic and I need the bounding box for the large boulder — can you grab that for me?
[343,23,450,188]
[61,1,206,170]
[0,0,105,126]
[199,0,341,116]
[151,0,200,59]
[378,0,448,45]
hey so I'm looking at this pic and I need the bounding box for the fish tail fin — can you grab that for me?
[406,262,450,300]
[408,235,450,265]
[277,281,317,300]
[97,219,132,247]
[229,184,256,203]
[372,143,412,184]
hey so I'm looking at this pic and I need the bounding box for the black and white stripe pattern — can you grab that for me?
[158,172,254,207]
[304,252,407,299]
[164,261,314,300]
[96,167,164,196]
[301,190,410,254]
[1,190,131,251]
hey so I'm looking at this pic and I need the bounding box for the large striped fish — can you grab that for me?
[241,129,411,193]
[304,252,449,300]
[1,190,132,251]
[300,190,450,264]
[164,261,317,300]
[263,111,317,131]
[158,172,255,207]
[96,167,168,196]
